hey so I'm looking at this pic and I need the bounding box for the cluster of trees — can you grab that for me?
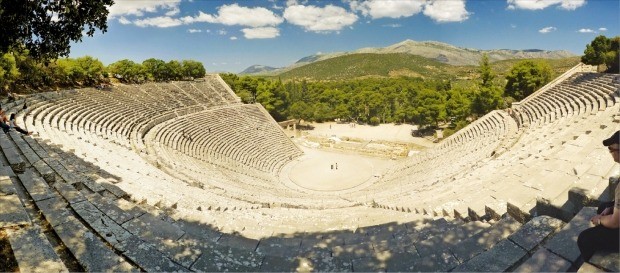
[222,55,556,130]
[0,48,206,92]
[108,59,206,83]
[0,49,108,91]
[581,35,620,73]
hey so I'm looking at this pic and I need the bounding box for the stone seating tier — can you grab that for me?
[4,72,619,272]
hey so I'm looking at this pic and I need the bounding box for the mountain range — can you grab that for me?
[239,39,576,76]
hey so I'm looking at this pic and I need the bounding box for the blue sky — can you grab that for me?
[69,0,620,73]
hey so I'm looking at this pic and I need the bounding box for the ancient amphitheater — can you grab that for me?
[1,64,619,272]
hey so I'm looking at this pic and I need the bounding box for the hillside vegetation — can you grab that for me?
[275,53,580,81]
[277,53,454,80]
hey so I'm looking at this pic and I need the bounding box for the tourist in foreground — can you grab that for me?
[577,130,620,260]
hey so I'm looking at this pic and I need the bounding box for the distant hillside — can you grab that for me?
[239,65,280,75]
[242,39,577,77]
[276,53,581,81]
[352,40,575,66]
[489,56,581,76]
[277,53,454,80]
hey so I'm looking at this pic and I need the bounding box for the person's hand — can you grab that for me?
[601,207,613,216]
[590,214,602,226]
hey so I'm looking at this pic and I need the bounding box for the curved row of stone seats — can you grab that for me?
[2,142,599,273]
[13,92,267,214]
[8,71,618,271]
[145,117,354,210]
[11,99,274,210]
[3,116,522,272]
[362,73,619,221]
[497,105,615,213]
[13,102,422,270]
[31,118,264,213]
[376,110,513,190]
[148,143,352,210]
[197,74,242,104]
[0,136,526,273]
[369,103,618,223]
[150,103,302,175]
[22,75,239,152]
[171,80,238,106]
[13,100,278,214]
[3,102,616,271]
[511,73,618,127]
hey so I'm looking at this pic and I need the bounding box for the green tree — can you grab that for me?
[289,101,313,121]
[0,53,20,92]
[582,36,610,66]
[582,35,620,73]
[108,59,146,83]
[504,60,552,101]
[0,0,114,59]
[166,60,183,81]
[182,60,206,79]
[335,104,351,121]
[472,85,503,116]
[256,81,280,114]
[73,56,105,85]
[312,102,332,122]
[142,58,167,81]
[413,89,446,127]
[446,87,472,121]
[479,53,495,88]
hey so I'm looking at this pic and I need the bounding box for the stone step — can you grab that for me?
[0,171,30,229]
[449,215,522,264]
[11,160,137,272]
[453,215,564,271]
[7,225,68,273]
[53,213,137,272]
[588,251,620,272]
[0,133,26,173]
[0,194,30,228]
[515,248,572,273]
[544,207,596,265]
[415,220,491,257]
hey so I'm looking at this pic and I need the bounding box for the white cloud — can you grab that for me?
[181,11,216,24]
[511,24,517,28]
[578,28,594,33]
[134,16,183,28]
[284,4,358,33]
[165,6,180,16]
[559,0,587,10]
[507,0,586,11]
[183,4,283,27]
[108,0,182,18]
[423,0,470,22]
[118,16,131,25]
[187,29,202,33]
[539,26,557,33]
[269,0,284,10]
[242,27,280,39]
[599,27,607,32]
[230,36,238,40]
[286,0,307,7]
[350,0,425,19]
[382,24,402,28]
[218,29,227,35]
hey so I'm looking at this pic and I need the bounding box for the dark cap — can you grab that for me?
[602,130,620,146]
